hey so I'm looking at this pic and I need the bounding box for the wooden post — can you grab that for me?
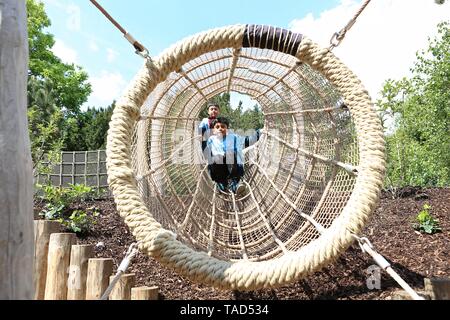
[424,278,450,300]
[33,220,60,300]
[44,233,76,300]
[86,258,114,300]
[109,273,136,300]
[0,0,34,300]
[67,244,94,300]
[131,286,159,300]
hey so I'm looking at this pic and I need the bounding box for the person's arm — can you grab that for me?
[205,137,213,165]
[198,119,207,136]
[198,119,208,152]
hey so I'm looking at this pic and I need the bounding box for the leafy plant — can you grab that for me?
[413,204,442,234]
[67,183,93,202]
[60,209,99,234]
[37,183,68,207]
[37,183,95,206]
[40,203,65,220]
[91,187,109,199]
[36,183,100,234]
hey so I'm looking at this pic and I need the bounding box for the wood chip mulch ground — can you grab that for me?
[37,187,449,300]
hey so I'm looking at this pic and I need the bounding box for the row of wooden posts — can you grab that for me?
[34,220,159,300]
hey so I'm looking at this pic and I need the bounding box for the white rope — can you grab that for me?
[263,130,358,176]
[244,180,288,253]
[207,185,218,256]
[230,192,249,260]
[179,165,209,231]
[135,135,202,181]
[352,235,425,300]
[106,23,387,290]
[99,243,139,300]
[247,162,422,299]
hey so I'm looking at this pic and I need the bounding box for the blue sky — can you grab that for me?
[41,0,449,111]
[41,0,341,110]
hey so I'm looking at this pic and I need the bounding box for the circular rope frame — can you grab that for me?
[106,24,385,290]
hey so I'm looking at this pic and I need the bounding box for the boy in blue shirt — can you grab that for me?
[198,103,220,152]
[206,117,261,195]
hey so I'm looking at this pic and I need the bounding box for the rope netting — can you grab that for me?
[133,42,359,261]
[107,24,385,290]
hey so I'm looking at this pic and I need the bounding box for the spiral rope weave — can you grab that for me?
[106,24,385,290]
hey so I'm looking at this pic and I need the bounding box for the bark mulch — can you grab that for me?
[38,187,449,300]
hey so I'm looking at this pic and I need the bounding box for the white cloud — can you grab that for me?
[289,0,450,100]
[86,71,127,108]
[106,48,119,63]
[51,39,78,64]
[66,4,81,32]
[89,39,100,52]
[41,1,81,31]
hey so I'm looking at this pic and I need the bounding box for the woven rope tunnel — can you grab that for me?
[106,24,386,290]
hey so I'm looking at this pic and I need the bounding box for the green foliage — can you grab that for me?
[38,183,68,207]
[41,204,65,221]
[28,76,65,170]
[66,183,94,202]
[60,209,99,234]
[413,204,442,234]
[199,93,264,131]
[37,183,94,205]
[27,0,113,161]
[37,183,99,234]
[82,105,114,150]
[377,22,450,187]
[68,104,114,151]
[27,0,91,115]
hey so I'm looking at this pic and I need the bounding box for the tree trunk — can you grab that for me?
[0,0,34,300]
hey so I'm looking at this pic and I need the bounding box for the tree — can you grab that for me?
[377,21,450,187]
[27,0,91,115]
[27,76,64,171]
[59,103,115,151]
[26,0,94,163]
[81,104,115,150]
[199,93,264,131]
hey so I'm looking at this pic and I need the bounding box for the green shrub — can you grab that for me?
[60,209,99,234]
[40,203,65,220]
[413,204,442,234]
[378,22,450,188]
[66,183,93,202]
[37,183,68,207]
[36,183,100,234]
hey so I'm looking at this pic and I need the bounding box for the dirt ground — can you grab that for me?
[38,187,449,300]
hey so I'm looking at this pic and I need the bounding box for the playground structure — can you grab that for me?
[104,4,390,291]
[97,0,425,298]
[2,0,448,300]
